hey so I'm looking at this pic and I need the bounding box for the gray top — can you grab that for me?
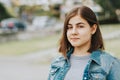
[64,54,90,80]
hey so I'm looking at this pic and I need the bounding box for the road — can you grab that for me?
[0,48,58,80]
[0,62,49,80]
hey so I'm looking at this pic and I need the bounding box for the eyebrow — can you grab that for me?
[68,22,85,25]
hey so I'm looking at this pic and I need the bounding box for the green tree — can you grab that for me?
[109,0,120,9]
[94,0,119,24]
[0,3,12,21]
[49,4,61,18]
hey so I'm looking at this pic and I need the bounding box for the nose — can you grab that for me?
[71,27,78,34]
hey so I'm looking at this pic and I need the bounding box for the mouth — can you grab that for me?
[70,38,80,41]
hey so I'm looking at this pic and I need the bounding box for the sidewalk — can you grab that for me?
[0,63,49,80]
[0,48,58,80]
[103,30,120,40]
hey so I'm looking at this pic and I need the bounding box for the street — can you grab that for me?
[0,48,58,80]
[0,62,49,80]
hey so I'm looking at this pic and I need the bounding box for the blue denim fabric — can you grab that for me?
[48,49,120,80]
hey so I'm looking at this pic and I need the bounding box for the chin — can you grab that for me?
[71,44,80,47]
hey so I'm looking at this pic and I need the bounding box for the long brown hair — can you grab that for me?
[59,6,104,57]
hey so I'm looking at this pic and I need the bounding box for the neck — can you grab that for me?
[73,48,90,56]
[73,42,91,56]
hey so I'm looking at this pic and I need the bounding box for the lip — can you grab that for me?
[70,38,80,41]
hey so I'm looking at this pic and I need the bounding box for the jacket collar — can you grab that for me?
[90,50,102,65]
[66,48,102,65]
[66,47,74,59]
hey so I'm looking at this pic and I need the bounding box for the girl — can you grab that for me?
[48,6,120,80]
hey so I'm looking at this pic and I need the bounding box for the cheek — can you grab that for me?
[79,30,92,39]
[66,31,70,40]
[66,31,71,42]
[66,30,70,37]
[78,29,90,35]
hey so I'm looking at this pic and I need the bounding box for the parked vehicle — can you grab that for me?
[32,16,56,30]
[0,18,26,33]
[32,16,48,29]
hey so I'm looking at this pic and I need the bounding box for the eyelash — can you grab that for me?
[67,25,84,29]
[67,26,72,29]
[77,25,84,28]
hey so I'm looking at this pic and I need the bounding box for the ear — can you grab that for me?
[91,24,97,35]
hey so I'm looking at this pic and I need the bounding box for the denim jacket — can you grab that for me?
[48,49,120,80]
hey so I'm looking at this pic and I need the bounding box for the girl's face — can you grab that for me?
[67,15,97,49]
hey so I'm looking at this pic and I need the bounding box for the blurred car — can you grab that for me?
[32,16,48,29]
[32,16,56,30]
[45,17,56,28]
[0,18,26,33]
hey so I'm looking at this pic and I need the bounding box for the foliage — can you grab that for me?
[19,4,61,19]
[0,33,60,56]
[49,4,61,18]
[94,0,119,24]
[0,3,12,21]
[109,0,120,9]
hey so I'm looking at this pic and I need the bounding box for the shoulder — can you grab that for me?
[100,51,120,70]
[50,55,66,68]
[100,51,120,63]
[90,50,120,79]
[91,50,120,68]
[48,55,66,80]
[91,50,119,65]
[101,52,120,79]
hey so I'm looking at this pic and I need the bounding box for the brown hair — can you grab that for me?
[59,6,104,57]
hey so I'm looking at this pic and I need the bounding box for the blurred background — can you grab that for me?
[0,0,120,80]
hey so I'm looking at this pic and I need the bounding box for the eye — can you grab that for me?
[77,24,84,28]
[67,25,73,29]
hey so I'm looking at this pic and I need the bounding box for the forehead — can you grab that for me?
[68,15,88,24]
